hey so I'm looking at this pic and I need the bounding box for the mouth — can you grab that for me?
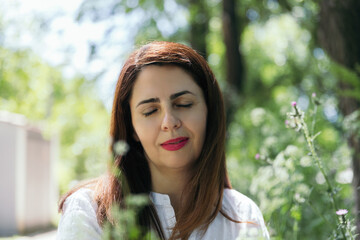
[161,137,189,151]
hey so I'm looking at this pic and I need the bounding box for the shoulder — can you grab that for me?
[222,188,265,224]
[57,188,102,240]
[62,188,98,213]
[223,189,259,210]
[222,189,270,239]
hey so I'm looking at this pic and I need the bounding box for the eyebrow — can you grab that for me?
[136,90,195,108]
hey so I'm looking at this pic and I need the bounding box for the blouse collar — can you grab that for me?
[149,192,172,206]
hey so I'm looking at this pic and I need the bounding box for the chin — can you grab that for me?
[159,157,194,170]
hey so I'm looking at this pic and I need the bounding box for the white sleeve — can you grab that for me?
[248,200,270,240]
[225,189,270,239]
[57,188,103,240]
[237,195,270,240]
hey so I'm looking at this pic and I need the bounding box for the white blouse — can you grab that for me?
[57,188,270,240]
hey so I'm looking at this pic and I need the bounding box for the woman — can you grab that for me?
[57,41,270,240]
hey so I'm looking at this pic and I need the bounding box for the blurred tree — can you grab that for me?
[222,0,243,91]
[76,0,210,58]
[188,0,209,58]
[221,0,319,126]
[222,0,358,236]
[222,0,244,127]
[317,0,360,235]
[226,13,351,237]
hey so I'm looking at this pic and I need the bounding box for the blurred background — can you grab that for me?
[0,0,359,239]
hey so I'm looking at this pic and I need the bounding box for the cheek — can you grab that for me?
[133,118,159,145]
[188,111,207,141]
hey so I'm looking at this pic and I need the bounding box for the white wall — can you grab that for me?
[0,111,57,236]
[0,122,18,236]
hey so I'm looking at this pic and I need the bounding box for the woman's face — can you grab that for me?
[129,65,207,174]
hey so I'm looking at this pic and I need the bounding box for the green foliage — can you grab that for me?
[0,47,110,195]
[226,13,355,239]
[102,195,158,240]
[343,110,360,138]
[330,62,360,101]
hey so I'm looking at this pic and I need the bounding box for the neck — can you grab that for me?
[150,166,191,214]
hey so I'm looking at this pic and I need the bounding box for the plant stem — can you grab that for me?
[307,201,332,226]
[298,110,347,239]
[311,104,317,136]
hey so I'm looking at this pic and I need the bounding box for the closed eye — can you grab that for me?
[143,103,193,117]
[143,109,157,117]
[176,103,193,108]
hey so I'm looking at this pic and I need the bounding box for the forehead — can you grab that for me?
[130,65,203,100]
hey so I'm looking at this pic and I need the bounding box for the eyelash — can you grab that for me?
[143,103,193,117]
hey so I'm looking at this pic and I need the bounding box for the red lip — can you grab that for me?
[161,137,189,151]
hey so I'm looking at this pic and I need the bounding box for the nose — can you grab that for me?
[161,109,181,131]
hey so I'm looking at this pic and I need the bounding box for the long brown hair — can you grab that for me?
[59,41,232,239]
